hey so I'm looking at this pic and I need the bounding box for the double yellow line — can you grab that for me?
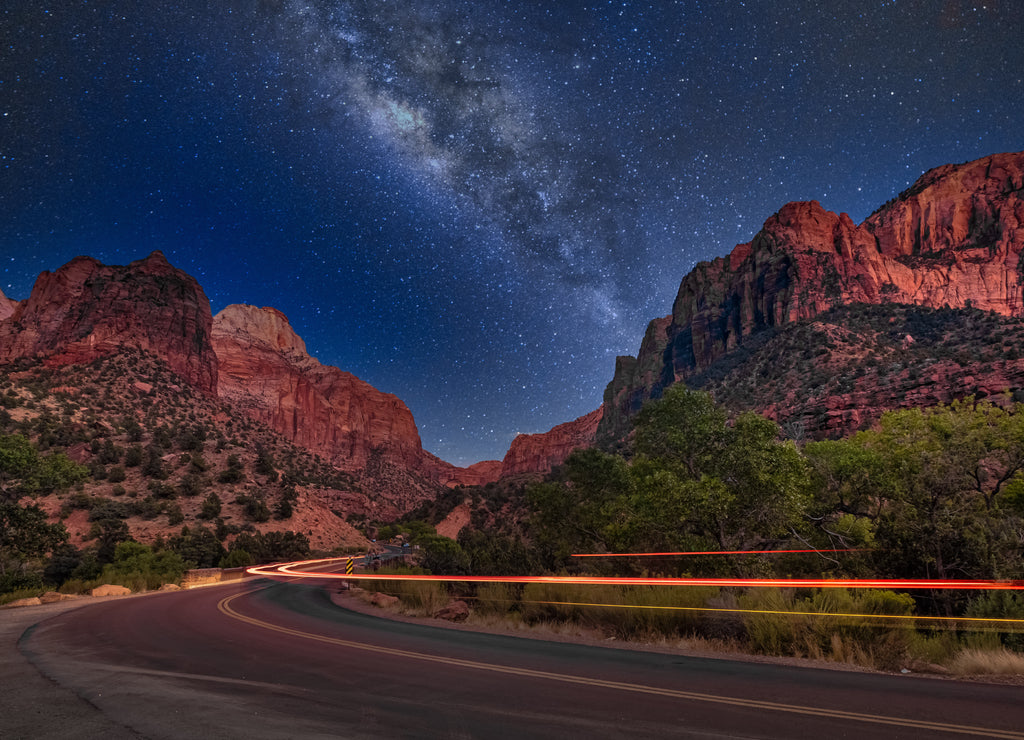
[218,591,1024,738]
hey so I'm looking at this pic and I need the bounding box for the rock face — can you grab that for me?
[0,289,18,321]
[213,304,424,471]
[500,406,604,477]
[600,151,1024,441]
[0,252,217,393]
[212,304,500,490]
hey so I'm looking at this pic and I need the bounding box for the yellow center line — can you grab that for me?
[218,591,1024,739]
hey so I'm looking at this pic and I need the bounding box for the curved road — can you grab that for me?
[11,579,1024,739]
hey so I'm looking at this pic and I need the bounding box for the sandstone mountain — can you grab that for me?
[212,304,498,500]
[0,254,502,528]
[599,150,1024,442]
[0,252,218,393]
[499,407,603,477]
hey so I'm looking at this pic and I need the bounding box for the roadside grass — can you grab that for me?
[951,647,1024,676]
[362,566,450,616]
[352,580,1023,676]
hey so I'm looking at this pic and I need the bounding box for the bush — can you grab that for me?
[220,548,253,568]
[100,541,187,590]
[199,491,221,520]
[229,530,310,564]
[236,493,270,523]
[178,472,205,497]
[124,446,143,468]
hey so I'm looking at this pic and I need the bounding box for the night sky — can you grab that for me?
[2,2,1022,465]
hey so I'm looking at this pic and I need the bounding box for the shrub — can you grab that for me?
[236,492,270,523]
[220,548,253,568]
[124,446,143,468]
[100,541,188,590]
[199,491,221,520]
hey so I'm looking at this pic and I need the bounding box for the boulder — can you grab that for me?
[434,599,470,622]
[91,584,131,597]
[39,591,77,603]
[368,592,400,608]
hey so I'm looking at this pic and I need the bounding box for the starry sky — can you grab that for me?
[1,1,1022,465]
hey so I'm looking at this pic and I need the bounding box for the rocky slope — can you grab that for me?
[689,302,1024,438]
[212,304,500,498]
[599,150,1024,442]
[0,252,218,393]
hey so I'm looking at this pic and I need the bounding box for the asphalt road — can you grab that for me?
[8,579,1024,739]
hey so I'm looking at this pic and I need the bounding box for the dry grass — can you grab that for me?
[950,648,1024,676]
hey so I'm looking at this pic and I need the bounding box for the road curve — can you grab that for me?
[15,579,1024,739]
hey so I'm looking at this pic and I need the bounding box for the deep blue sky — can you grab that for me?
[2,1,1022,465]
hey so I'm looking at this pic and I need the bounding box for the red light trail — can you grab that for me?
[571,549,867,557]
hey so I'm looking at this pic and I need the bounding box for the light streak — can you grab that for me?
[571,548,867,557]
[510,599,1024,629]
[249,557,1024,591]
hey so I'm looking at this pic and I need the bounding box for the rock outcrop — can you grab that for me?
[0,252,217,393]
[500,406,604,477]
[600,151,1024,441]
[212,304,500,494]
[0,289,18,321]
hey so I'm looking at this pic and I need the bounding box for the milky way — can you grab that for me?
[1,1,1022,464]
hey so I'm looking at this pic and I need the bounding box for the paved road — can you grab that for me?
[9,579,1024,739]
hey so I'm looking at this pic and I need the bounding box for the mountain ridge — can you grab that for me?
[598,150,1024,442]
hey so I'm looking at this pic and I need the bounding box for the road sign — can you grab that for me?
[345,558,354,574]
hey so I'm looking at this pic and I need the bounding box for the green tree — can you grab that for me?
[419,535,470,574]
[0,434,87,499]
[229,531,309,564]
[864,401,1024,581]
[527,448,633,568]
[102,541,188,588]
[630,386,810,555]
[166,526,225,568]
[0,502,68,579]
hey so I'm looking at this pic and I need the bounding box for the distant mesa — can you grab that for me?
[0,251,218,394]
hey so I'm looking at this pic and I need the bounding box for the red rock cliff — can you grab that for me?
[500,406,604,477]
[0,252,217,393]
[212,304,500,487]
[600,151,1024,440]
[213,304,424,471]
[0,289,18,321]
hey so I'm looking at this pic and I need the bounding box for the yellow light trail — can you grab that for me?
[508,599,1024,629]
[250,558,1024,591]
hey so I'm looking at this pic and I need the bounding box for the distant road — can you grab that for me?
[14,579,1024,739]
